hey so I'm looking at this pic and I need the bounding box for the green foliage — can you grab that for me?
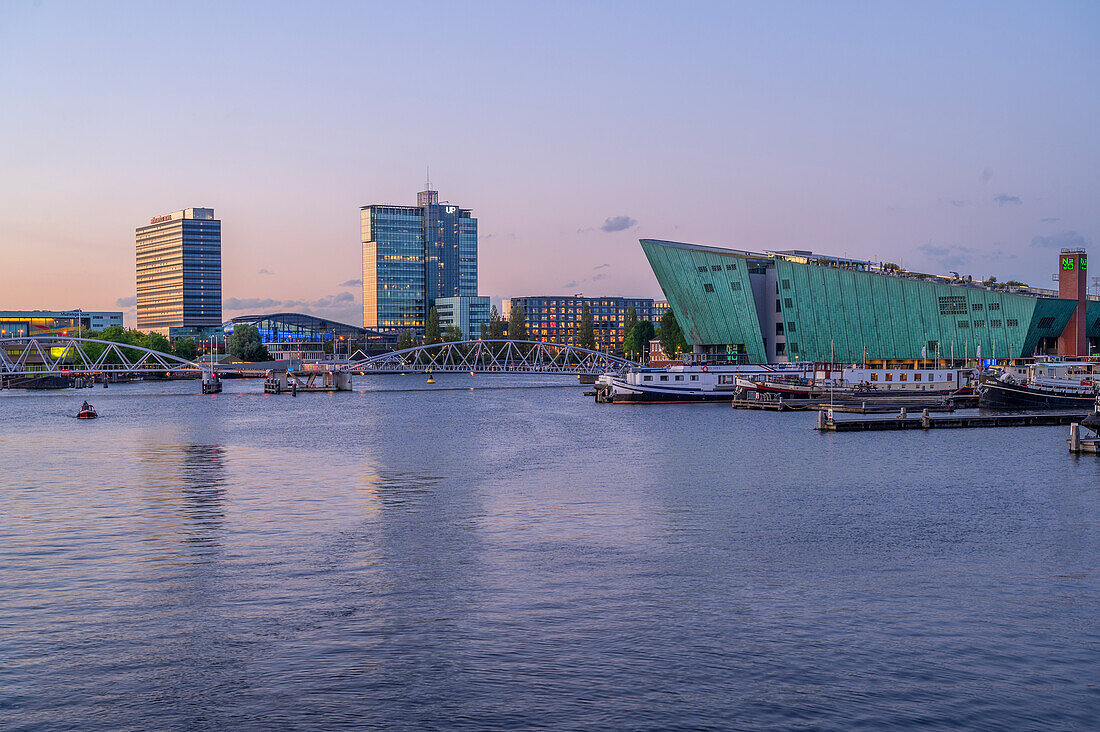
[443,324,463,342]
[424,306,442,345]
[508,303,528,341]
[622,320,655,360]
[623,306,638,338]
[227,324,270,362]
[577,302,595,350]
[173,338,199,361]
[487,306,506,339]
[398,329,415,350]
[883,262,901,271]
[658,310,688,359]
[1004,280,1028,287]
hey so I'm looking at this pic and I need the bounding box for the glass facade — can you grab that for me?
[223,312,398,360]
[0,310,123,339]
[136,208,221,334]
[502,296,665,351]
[362,189,477,334]
[435,296,490,339]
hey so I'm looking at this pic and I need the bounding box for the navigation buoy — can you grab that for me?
[427,374,436,384]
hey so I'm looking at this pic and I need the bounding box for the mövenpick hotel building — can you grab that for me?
[135,208,222,335]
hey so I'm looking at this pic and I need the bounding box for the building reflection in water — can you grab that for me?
[138,443,227,564]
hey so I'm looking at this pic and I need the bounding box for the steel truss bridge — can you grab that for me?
[347,340,639,375]
[1,336,639,379]
[0,336,207,378]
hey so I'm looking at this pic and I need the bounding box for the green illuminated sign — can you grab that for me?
[1062,257,1075,271]
[1081,255,1087,270]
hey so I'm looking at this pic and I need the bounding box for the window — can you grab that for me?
[703,283,715,293]
[725,263,737,271]
[789,343,799,354]
[776,299,781,313]
[927,340,938,355]
[643,375,652,381]
[973,320,985,328]
[900,373,907,381]
[870,372,878,381]
[730,282,742,291]
[660,375,668,381]
[885,373,893,382]
[776,342,786,356]
[775,323,784,335]
[784,298,793,309]
[914,373,921,381]
[1037,316,1055,329]
[711,265,722,272]
[787,322,796,333]
[990,319,1002,328]
[697,266,708,273]
[690,375,699,381]
[947,373,953,380]
[675,375,683,381]
[958,321,969,328]
[781,279,791,290]
[972,303,983,312]
[938,296,967,315]
[989,302,1001,311]
[1007,318,1018,327]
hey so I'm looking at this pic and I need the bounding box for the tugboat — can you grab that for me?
[77,401,98,419]
[979,359,1099,410]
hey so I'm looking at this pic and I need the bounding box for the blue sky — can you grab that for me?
[1,1,1098,325]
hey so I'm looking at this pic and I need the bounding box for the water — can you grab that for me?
[2,377,1098,730]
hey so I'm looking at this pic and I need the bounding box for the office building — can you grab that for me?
[502,296,668,351]
[0,309,123,338]
[640,239,1099,364]
[435,296,490,339]
[361,187,477,334]
[136,208,222,335]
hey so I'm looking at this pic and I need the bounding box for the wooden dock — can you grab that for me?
[817,410,1087,432]
[732,397,959,414]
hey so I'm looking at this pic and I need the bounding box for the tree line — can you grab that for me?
[63,324,272,363]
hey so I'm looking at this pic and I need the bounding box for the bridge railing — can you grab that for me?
[347,340,639,375]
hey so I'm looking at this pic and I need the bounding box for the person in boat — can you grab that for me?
[81,401,90,410]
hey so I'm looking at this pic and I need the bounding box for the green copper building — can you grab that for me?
[640,239,1098,364]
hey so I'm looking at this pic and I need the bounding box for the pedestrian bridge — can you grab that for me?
[346,340,639,375]
[1,336,640,379]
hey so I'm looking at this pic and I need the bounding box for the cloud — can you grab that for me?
[1031,230,1089,249]
[949,200,966,207]
[600,216,637,233]
[258,268,274,275]
[115,295,136,307]
[994,194,1022,206]
[592,273,607,281]
[979,167,993,184]
[562,281,579,288]
[283,291,356,309]
[224,297,283,311]
[1040,217,1060,223]
[918,243,975,269]
[339,279,362,288]
[594,263,611,270]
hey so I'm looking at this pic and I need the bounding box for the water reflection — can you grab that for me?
[138,442,226,562]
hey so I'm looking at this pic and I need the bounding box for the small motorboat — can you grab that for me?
[77,402,98,419]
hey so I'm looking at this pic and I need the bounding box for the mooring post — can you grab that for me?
[921,408,931,429]
[899,407,906,419]
[817,410,826,430]
[1069,423,1081,453]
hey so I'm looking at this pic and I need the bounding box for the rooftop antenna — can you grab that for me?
[426,166,431,190]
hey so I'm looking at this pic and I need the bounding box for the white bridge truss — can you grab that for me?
[0,336,206,378]
[347,340,639,375]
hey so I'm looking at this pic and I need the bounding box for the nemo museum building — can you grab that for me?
[640,239,1098,365]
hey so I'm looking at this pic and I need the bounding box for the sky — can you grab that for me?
[1,1,1098,327]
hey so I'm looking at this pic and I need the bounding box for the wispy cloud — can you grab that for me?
[600,215,637,233]
[562,280,579,289]
[1031,230,1088,249]
[979,167,993,184]
[994,194,1022,206]
[339,279,362,288]
[224,297,283,311]
[1040,217,1060,223]
[592,273,607,281]
[258,268,275,275]
[115,295,136,307]
[918,243,975,269]
[949,200,966,208]
[594,263,611,270]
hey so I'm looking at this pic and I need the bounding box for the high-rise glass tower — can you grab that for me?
[135,208,222,334]
[361,188,477,333]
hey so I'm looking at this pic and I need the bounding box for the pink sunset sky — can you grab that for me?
[2,1,1098,327]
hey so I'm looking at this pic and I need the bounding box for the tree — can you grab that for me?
[658,310,688,359]
[227,324,270,362]
[623,306,638,338]
[623,320,655,360]
[577,302,595,350]
[398,329,415,350]
[173,338,199,361]
[141,331,172,355]
[424,306,442,345]
[443,324,463,342]
[508,303,528,341]
[487,306,506,339]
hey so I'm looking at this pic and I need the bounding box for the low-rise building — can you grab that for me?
[222,312,398,360]
[0,309,123,339]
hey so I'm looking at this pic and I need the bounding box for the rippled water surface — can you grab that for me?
[2,376,1098,730]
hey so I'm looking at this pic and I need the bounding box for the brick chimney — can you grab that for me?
[1057,248,1088,357]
